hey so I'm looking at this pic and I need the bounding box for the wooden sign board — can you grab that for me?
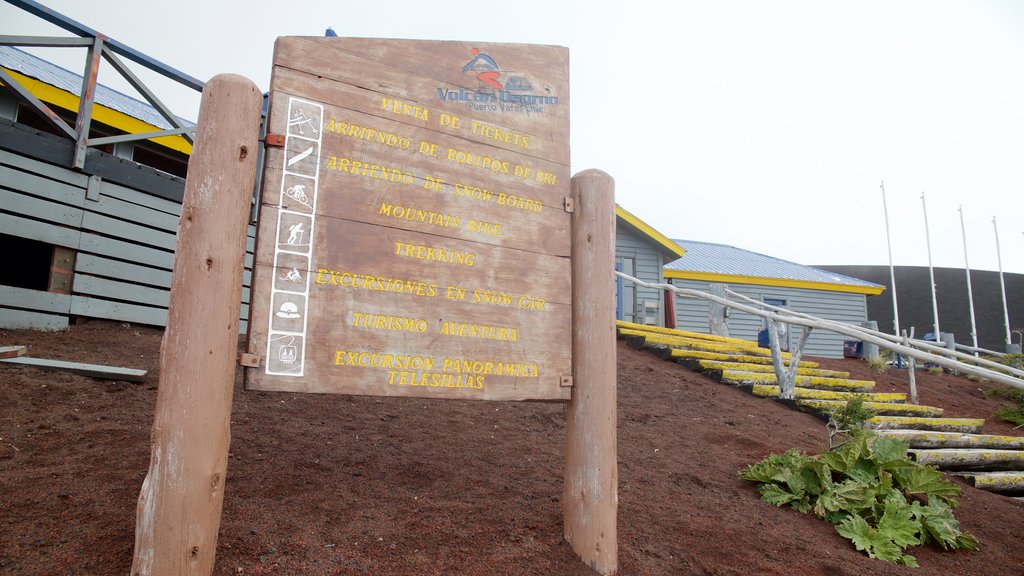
[246,38,572,402]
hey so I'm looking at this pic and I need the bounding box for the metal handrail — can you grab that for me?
[0,0,201,168]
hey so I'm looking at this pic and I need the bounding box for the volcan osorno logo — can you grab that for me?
[436,48,560,113]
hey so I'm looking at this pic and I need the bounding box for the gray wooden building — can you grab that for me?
[666,240,884,358]
[615,205,686,326]
[0,45,255,331]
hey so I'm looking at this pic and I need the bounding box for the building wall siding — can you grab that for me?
[0,141,254,331]
[615,224,665,326]
[670,278,869,358]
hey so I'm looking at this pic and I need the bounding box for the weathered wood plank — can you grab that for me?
[0,308,68,330]
[91,191,180,232]
[74,253,174,289]
[72,273,171,307]
[0,285,73,313]
[78,233,175,270]
[273,37,569,166]
[81,212,177,250]
[98,178,183,217]
[0,345,27,358]
[0,146,89,188]
[0,188,84,226]
[69,295,168,326]
[0,162,86,206]
[0,212,80,248]
[0,355,146,381]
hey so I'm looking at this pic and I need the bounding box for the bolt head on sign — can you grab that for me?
[245,37,571,402]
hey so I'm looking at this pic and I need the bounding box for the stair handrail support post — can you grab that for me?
[903,327,918,405]
[565,169,618,575]
[785,327,812,386]
[766,318,793,399]
[131,74,262,576]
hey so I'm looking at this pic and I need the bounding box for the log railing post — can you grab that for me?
[131,74,262,576]
[565,169,618,575]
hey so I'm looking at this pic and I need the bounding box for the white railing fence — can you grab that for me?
[615,271,1024,397]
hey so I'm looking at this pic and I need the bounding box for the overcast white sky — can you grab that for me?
[4,0,1023,273]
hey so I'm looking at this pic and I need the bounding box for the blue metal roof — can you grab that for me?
[665,239,884,289]
[0,45,195,129]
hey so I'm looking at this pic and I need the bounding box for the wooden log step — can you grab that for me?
[795,398,942,417]
[618,329,786,358]
[615,321,754,346]
[956,471,1024,492]
[720,370,875,392]
[873,430,1024,450]
[667,349,820,368]
[695,360,848,379]
[0,345,27,359]
[909,449,1024,471]
[0,356,147,382]
[866,416,984,434]
[749,384,905,403]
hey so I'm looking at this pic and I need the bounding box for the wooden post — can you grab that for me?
[565,169,618,575]
[903,328,918,405]
[784,327,812,385]
[131,74,262,576]
[767,319,793,399]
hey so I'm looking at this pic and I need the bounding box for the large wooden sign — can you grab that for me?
[246,38,572,401]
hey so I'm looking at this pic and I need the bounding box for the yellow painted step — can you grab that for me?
[721,370,875,391]
[873,430,1024,450]
[866,416,984,434]
[750,384,905,403]
[909,449,1024,471]
[697,360,848,379]
[619,329,786,358]
[615,320,753,346]
[669,349,820,368]
[956,471,1024,491]
[796,399,943,417]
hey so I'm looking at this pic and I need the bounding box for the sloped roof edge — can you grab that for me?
[615,205,686,259]
[665,239,885,296]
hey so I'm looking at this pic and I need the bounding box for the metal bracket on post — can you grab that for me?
[265,133,286,147]
[238,353,260,368]
[563,196,574,213]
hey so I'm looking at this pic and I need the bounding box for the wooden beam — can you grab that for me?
[0,355,145,381]
[0,345,27,359]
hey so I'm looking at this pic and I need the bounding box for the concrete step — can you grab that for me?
[666,349,820,368]
[955,471,1024,492]
[748,384,905,403]
[866,416,984,434]
[909,449,1024,471]
[795,398,943,417]
[720,370,875,392]
[873,430,1024,450]
[691,359,848,379]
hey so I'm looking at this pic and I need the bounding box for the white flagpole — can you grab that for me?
[993,216,1012,349]
[880,181,901,337]
[921,192,941,343]
[958,205,978,352]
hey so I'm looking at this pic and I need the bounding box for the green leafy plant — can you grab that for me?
[739,431,978,567]
[984,387,1024,426]
[928,366,945,376]
[826,395,878,448]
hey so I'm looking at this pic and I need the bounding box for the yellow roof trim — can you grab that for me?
[2,67,192,155]
[615,205,686,259]
[664,268,886,295]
